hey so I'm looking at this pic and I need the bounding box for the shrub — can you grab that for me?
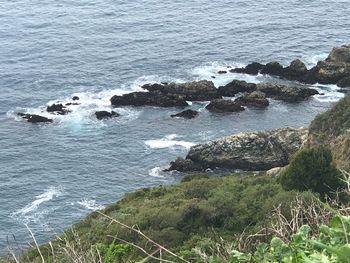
[280,146,344,197]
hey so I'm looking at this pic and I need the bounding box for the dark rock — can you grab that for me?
[230,62,264,75]
[206,99,245,113]
[218,70,227,74]
[95,111,120,120]
[141,80,221,101]
[256,83,318,102]
[72,96,80,101]
[235,91,269,108]
[168,127,308,172]
[171,109,199,119]
[65,102,80,106]
[218,80,257,96]
[17,113,53,123]
[337,77,350,88]
[261,61,284,76]
[166,157,204,172]
[46,103,70,115]
[211,76,216,79]
[283,59,308,81]
[110,91,189,107]
[310,61,350,84]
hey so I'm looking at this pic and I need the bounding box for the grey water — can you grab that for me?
[0,0,349,254]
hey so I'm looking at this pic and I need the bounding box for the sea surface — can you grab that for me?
[0,0,349,255]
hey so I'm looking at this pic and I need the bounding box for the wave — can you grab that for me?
[148,166,167,178]
[13,187,62,216]
[303,53,329,68]
[145,134,195,150]
[77,199,104,211]
[312,84,345,103]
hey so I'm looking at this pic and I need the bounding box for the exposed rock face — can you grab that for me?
[95,111,120,120]
[218,80,257,96]
[168,127,308,172]
[256,83,319,102]
[337,77,350,88]
[235,91,269,108]
[110,91,189,107]
[171,109,199,119]
[17,113,53,123]
[230,45,350,85]
[47,104,70,115]
[142,80,222,101]
[206,99,245,112]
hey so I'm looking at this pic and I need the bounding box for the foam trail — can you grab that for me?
[149,166,167,178]
[13,187,62,216]
[77,199,104,211]
[145,134,195,150]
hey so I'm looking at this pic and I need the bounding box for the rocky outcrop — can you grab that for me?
[110,91,189,107]
[17,113,53,123]
[47,104,70,115]
[337,77,350,88]
[142,80,222,101]
[206,99,245,112]
[256,83,319,102]
[168,127,308,172]
[95,111,120,120]
[171,109,199,119]
[235,91,269,108]
[231,45,350,86]
[218,80,257,96]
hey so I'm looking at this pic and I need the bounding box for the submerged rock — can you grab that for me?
[141,80,221,101]
[110,91,189,107]
[168,127,308,172]
[206,99,245,112]
[95,111,120,120]
[17,113,53,123]
[47,103,70,115]
[171,109,199,119]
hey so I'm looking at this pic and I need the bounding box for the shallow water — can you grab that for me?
[0,0,349,254]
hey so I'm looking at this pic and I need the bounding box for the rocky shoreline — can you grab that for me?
[16,45,350,124]
[167,127,308,172]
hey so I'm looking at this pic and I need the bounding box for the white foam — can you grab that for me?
[312,84,345,102]
[148,166,167,178]
[13,187,62,216]
[145,134,195,150]
[303,53,329,68]
[191,61,263,87]
[77,199,104,211]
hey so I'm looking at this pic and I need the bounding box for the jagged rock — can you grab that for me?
[171,109,199,119]
[110,91,189,107]
[95,111,120,120]
[326,45,350,63]
[261,61,284,76]
[206,99,245,113]
[284,59,308,81]
[256,83,319,102]
[141,80,221,101]
[47,103,70,115]
[230,62,264,75]
[17,113,53,123]
[235,91,269,108]
[311,61,350,84]
[168,127,308,172]
[337,77,350,88]
[218,80,257,96]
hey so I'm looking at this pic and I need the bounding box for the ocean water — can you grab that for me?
[0,0,349,254]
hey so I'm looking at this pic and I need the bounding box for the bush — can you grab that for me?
[280,147,344,197]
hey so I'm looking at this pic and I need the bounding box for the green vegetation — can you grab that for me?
[309,94,350,141]
[280,146,344,197]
